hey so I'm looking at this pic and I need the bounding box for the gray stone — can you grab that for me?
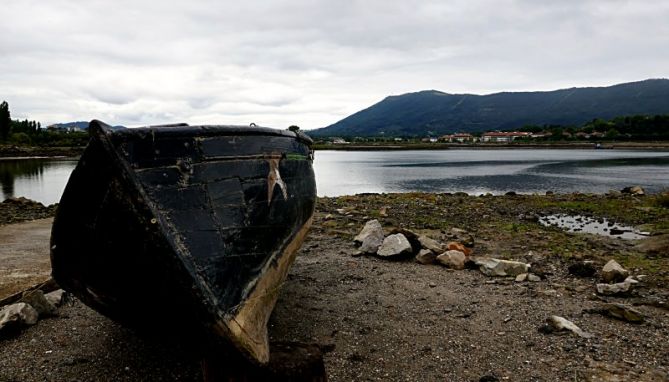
[601,303,644,323]
[601,260,629,283]
[354,219,383,245]
[528,274,541,282]
[415,249,437,265]
[417,235,444,253]
[21,290,56,317]
[545,315,593,338]
[359,229,384,254]
[0,302,39,332]
[436,250,467,270]
[377,233,412,258]
[475,258,530,277]
[515,273,528,282]
[44,289,67,307]
[596,280,634,296]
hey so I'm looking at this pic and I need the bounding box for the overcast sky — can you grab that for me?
[1,1,668,129]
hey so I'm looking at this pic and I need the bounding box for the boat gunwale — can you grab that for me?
[104,121,314,146]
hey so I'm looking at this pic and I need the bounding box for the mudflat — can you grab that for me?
[1,192,668,381]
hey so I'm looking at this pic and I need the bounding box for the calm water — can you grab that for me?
[315,149,669,196]
[0,158,77,205]
[1,149,669,205]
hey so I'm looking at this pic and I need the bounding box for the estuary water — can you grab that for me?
[0,158,77,205]
[314,149,669,196]
[1,149,668,205]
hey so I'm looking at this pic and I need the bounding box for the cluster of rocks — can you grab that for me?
[537,259,647,339]
[568,258,645,300]
[353,220,537,280]
[595,259,644,297]
[0,289,67,337]
[353,220,650,340]
[354,219,474,267]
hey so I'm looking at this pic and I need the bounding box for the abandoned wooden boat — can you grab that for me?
[50,120,316,364]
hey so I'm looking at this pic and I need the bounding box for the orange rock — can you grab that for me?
[447,242,472,256]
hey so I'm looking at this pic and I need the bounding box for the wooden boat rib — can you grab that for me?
[50,120,316,363]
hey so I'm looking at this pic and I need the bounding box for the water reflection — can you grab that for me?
[539,214,650,240]
[314,149,669,196]
[2,150,669,204]
[0,159,45,196]
[0,159,77,205]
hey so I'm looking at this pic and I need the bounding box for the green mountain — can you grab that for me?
[311,79,669,137]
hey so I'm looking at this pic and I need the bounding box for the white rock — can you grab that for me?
[624,276,639,285]
[44,289,67,307]
[547,315,593,338]
[475,258,530,277]
[515,273,528,282]
[596,281,634,296]
[436,250,467,270]
[377,233,412,258]
[601,260,629,283]
[354,219,383,245]
[0,302,39,332]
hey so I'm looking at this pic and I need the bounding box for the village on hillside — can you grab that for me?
[325,130,613,145]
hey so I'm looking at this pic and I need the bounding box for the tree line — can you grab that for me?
[515,114,669,141]
[0,101,88,147]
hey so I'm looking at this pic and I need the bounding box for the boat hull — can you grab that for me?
[50,120,316,363]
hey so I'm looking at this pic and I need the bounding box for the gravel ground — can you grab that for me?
[1,193,668,381]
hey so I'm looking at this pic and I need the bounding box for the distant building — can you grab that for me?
[575,132,589,139]
[481,131,530,143]
[331,137,349,144]
[440,133,474,143]
[530,132,550,139]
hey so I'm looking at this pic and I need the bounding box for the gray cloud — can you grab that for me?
[1,0,667,129]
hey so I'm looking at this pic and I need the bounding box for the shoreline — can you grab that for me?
[2,142,669,159]
[0,145,84,159]
[313,141,669,151]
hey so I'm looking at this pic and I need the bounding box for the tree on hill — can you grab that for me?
[0,101,11,140]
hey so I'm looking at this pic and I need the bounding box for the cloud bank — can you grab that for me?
[1,0,667,129]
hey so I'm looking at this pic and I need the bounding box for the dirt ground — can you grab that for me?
[0,218,52,299]
[1,193,668,381]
